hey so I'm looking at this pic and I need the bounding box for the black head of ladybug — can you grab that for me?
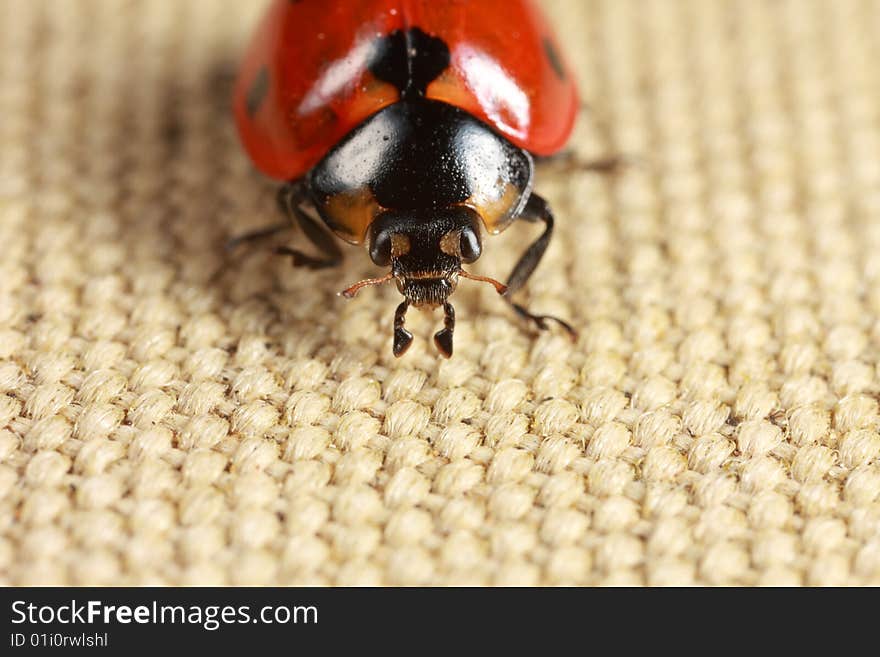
[341,204,507,358]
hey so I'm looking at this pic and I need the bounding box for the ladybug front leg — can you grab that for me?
[227,182,343,270]
[393,301,414,357]
[226,182,302,251]
[433,302,455,359]
[502,193,576,339]
[275,182,343,270]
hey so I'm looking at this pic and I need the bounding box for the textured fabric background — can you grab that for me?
[2,0,880,586]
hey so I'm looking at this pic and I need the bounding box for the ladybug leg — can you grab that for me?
[225,184,300,251]
[536,152,633,175]
[502,193,577,339]
[274,182,343,270]
[433,302,455,359]
[226,220,291,252]
[393,301,414,357]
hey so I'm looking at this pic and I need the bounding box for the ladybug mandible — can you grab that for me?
[233,0,579,358]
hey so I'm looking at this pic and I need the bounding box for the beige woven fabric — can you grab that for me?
[1,0,880,586]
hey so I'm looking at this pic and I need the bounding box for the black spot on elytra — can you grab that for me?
[246,66,270,117]
[543,37,566,81]
[369,27,450,98]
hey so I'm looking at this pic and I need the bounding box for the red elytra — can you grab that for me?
[233,0,579,181]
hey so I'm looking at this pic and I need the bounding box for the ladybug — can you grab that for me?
[233,0,579,358]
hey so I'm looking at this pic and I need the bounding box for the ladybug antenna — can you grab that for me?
[339,272,395,298]
[458,270,508,295]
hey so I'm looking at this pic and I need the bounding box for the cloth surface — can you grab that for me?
[2,0,880,586]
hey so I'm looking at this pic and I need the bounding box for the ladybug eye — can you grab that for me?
[370,230,392,266]
[459,227,482,263]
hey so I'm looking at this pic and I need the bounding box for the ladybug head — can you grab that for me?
[372,207,485,306]
[340,206,507,357]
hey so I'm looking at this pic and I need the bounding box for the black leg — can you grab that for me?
[433,302,455,358]
[274,182,343,270]
[226,182,342,269]
[534,152,633,175]
[226,220,292,252]
[502,193,576,338]
[393,301,413,357]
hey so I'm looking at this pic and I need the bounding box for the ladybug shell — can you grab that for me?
[234,0,579,182]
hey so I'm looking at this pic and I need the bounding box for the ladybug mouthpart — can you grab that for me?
[339,268,507,358]
[399,276,456,308]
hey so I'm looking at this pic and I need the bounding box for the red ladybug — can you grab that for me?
[233,0,579,358]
